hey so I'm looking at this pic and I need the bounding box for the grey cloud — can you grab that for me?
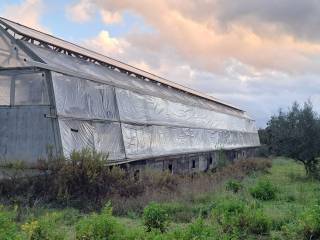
[74,0,320,126]
[213,0,320,41]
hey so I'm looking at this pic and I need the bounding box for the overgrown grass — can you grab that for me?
[0,157,319,239]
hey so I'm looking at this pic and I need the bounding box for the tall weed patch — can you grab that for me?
[250,179,277,201]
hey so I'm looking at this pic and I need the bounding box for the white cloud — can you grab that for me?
[67,1,320,126]
[72,0,320,75]
[66,0,122,25]
[82,30,128,56]
[1,0,49,33]
[65,0,96,23]
[100,9,122,24]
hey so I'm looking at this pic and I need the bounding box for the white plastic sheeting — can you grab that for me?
[25,43,245,118]
[51,71,259,161]
[58,119,125,160]
[28,47,260,161]
[0,29,29,68]
[52,72,118,120]
[0,19,261,163]
[122,124,260,158]
[93,122,125,160]
[14,72,49,105]
[0,71,49,106]
[0,75,11,105]
[116,89,256,133]
[58,119,95,155]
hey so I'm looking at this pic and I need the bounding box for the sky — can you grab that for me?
[1,0,320,128]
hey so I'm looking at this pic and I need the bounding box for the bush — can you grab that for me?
[0,206,21,240]
[214,198,245,216]
[247,210,271,234]
[277,204,320,239]
[53,149,110,203]
[225,180,243,193]
[212,198,271,237]
[143,202,168,233]
[179,218,217,240]
[300,204,320,239]
[75,202,121,240]
[256,145,271,157]
[211,198,246,235]
[21,212,67,240]
[250,179,277,200]
[0,149,146,209]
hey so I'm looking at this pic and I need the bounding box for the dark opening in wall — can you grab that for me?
[192,160,196,168]
[209,156,213,165]
[168,164,173,173]
[134,169,140,181]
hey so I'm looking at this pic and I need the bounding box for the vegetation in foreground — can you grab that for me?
[259,100,320,179]
[0,157,319,239]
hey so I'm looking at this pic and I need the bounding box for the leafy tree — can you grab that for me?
[258,128,271,146]
[265,101,320,178]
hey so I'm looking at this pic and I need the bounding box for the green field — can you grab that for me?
[1,158,319,240]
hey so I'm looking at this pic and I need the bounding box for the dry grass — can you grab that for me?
[111,157,272,215]
[0,153,271,216]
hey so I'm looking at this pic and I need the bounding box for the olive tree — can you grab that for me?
[265,101,320,178]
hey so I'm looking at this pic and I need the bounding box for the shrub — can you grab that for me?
[212,198,271,237]
[37,149,144,209]
[214,198,245,216]
[225,180,243,193]
[160,203,195,223]
[256,145,271,157]
[75,202,121,240]
[247,210,271,234]
[0,206,21,240]
[143,202,168,233]
[21,212,67,240]
[300,204,320,239]
[211,198,246,235]
[278,204,320,240]
[53,149,109,202]
[141,170,178,192]
[216,149,228,168]
[180,218,216,240]
[250,179,277,200]
[279,221,301,240]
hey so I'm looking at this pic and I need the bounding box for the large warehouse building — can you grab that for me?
[0,17,260,173]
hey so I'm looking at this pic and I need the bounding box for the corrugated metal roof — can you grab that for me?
[0,17,244,112]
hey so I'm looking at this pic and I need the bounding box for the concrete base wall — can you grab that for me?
[123,147,258,175]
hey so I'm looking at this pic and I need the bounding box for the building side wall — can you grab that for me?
[0,106,59,164]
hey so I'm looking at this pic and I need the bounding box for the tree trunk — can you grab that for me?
[304,164,310,177]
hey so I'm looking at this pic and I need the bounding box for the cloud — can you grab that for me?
[212,0,320,42]
[69,0,320,126]
[1,0,49,33]
[65,0,96,23]
[73,0,320,73]
[66,0,122,25]
[100,9,122,24]
[83,30,128,56]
